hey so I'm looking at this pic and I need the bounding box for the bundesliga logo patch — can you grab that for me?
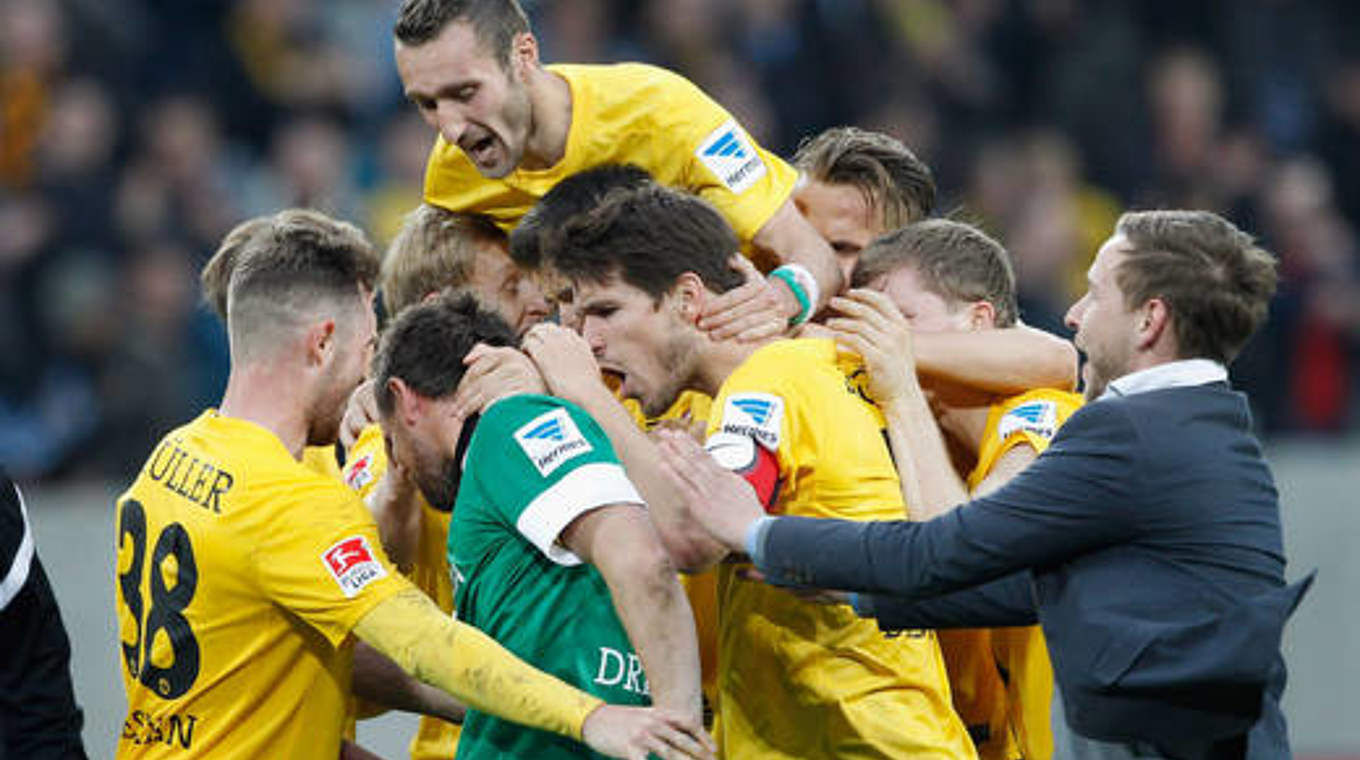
[514,407,593,477]
[696,119,767,194]
[322,535,387,598]
[718,393,784,451]
[344,453,374,491]
[998,400,1058,442]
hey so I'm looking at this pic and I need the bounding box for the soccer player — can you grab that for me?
[792,126,937,280]
[791,125,1078,397]
[115,209,710,760]
[829,221,1084,759]
[342,203,549,759]
[201,212,468,753]
[393,0,841,340]
[374,292,706,758]
[518,185,977,759]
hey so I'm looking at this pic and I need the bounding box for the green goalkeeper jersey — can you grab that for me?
[449,394,651,759]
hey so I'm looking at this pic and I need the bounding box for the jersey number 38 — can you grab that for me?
[117,498,201,700]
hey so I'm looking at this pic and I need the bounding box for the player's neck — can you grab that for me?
[695,338,771,397]
[520,67,572,170]
[219,363,311,460]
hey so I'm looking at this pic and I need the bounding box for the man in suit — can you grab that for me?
[657,210,1312,760]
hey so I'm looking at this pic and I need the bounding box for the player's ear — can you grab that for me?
[672,272,705,324]
[510,32,539,75]
[388,377,423,428]
[306,320,337,366]
[966,301,995,331]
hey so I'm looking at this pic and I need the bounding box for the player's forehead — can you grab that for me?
[881,264,948,312]
[395,20,502,94]
[574,274,648,309]
[795,179,879,242]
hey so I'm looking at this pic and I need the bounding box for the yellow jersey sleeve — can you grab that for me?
[343,423,387,498]
[343,424,462,756]
[968,389,1084,491]
[245,474,410,647]
[302,445,343,481]
[423,63,797,244]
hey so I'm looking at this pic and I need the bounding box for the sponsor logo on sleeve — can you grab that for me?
[344,453,374,491]
[997,400,1059,442]
[717,392,784,451]
[696,119,767,194]
[514,407,593,477]
[321,535,387,598]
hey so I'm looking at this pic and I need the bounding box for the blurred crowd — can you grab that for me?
[2,0,1358,480]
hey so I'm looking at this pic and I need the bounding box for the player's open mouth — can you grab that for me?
[467,135,497,165]
[600,367,627,394]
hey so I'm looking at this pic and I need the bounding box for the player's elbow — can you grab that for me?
[661,532,727,574]
[1025,330,1079,391]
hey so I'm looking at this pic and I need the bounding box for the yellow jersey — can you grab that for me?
[115,411,409,759]
[940,388,1083,760]
[424,63,797,243]
[704,339,975,759]
[343,423,461,760]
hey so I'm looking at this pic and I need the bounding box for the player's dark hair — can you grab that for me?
[548,184,744,303]
[794,126,936,231]
[394,0,529,67]
[373,290,517,417]
[1114,210,1277,364]
[225,209,380,355]
[509,164,655,270]
[851,219,1018,328]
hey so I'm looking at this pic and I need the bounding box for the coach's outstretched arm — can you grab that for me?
[654,398,1144,598]
[353,589,715,760]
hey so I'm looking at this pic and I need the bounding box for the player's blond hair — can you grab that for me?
[380,204,506,318]
[201,216,270,322]
[852,219,1018,328]
[793,126,936,232]
[225,209,379,360]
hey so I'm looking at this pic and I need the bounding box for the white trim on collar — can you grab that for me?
[1101,359,1228,400]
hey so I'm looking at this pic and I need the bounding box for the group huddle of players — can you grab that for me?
[114,1,1089,758]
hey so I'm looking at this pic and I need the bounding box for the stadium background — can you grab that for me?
[4,0,1357,756]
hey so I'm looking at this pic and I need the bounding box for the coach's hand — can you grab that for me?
[522,323,612,408]
[341,379,380,450]
[826,289,920,406]
[452,343,545,418]
[654,429,764,554]
[697,255,791,342]
[581,704,715,760]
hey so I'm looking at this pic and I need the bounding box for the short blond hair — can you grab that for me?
[225,209,380,359]
[380,204,506,317]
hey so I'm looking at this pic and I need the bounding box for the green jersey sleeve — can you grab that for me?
[468,395,644,566]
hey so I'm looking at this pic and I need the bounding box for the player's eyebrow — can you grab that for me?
[578,297,620,316]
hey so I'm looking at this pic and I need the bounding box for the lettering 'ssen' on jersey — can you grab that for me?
[114,410,406,759]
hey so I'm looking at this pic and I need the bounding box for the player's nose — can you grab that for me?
[434,102,468,145]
